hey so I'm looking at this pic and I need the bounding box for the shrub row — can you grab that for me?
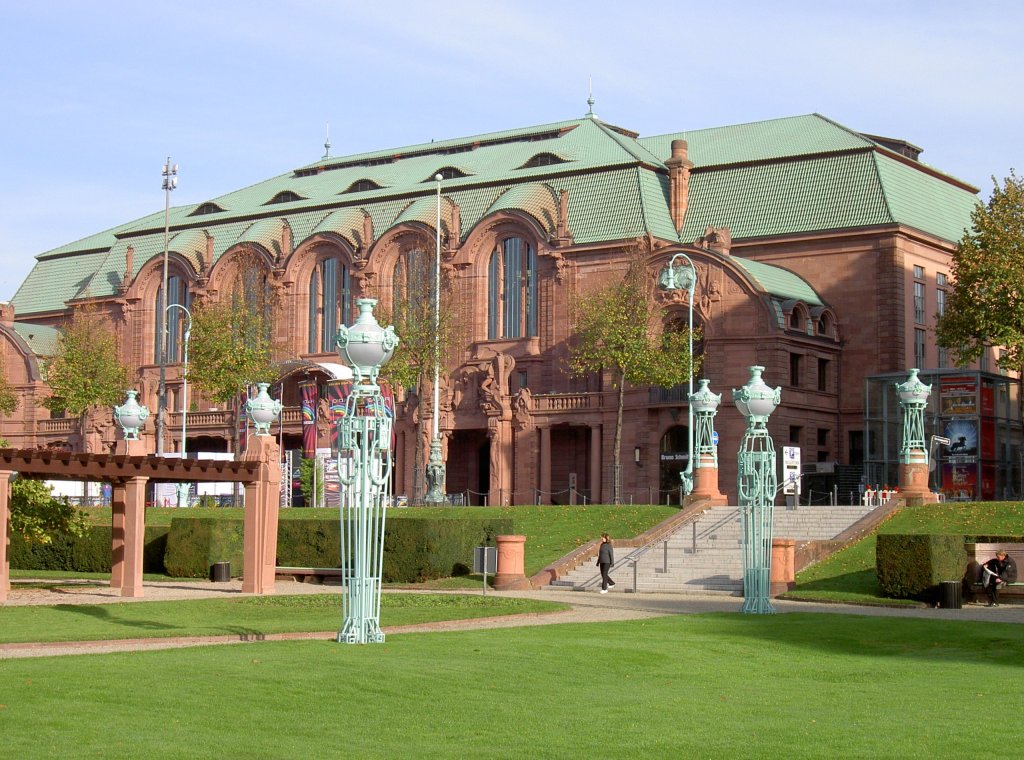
[15,516,515,582]
[9,526,169,574]
[875,534,967,598]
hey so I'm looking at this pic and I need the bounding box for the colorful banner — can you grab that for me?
[325,379,352,452]
[299,380,318,459]
[940,376,977,416]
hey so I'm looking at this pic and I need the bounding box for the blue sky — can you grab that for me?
[2,0,1021,302]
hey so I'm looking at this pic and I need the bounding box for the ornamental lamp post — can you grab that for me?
[424,173,447,504]
[156,159,178,456]
[689,378,724,500]
[335,298,399,644]
[658,253,697,497]
[166,303,192,507]
[895,368,933,500]
[732,366,781,614]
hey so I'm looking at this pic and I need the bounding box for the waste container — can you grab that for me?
[939,580,962,609]
[210,561,231,583]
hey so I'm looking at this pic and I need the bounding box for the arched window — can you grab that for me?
[392,249,430,325]
[308,257,351,353]
[155,274,191,363]
[487,237,537,339]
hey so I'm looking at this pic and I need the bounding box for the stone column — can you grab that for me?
[589,425,602,504]
[691,453,727,503]
[539,427,552,504]
[120,476,148,597]
[112,437,146,590]
[242,435,281,594]
[493,534,530,590]
[0,470,10,602]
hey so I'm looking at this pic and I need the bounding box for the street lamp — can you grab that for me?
[658,252,697,497]
[166,304,192,507]
[424,173,447,504]
[732,366,781,614]
[156,158,178,456]
[690,378,722,469]
[335,298,399,644]
[896,368,933,499]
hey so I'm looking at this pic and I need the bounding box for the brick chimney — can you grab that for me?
[665,139,694,234]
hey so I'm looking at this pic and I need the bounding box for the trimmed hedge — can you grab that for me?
[876,534,968,598]
[164,518,245,579]
[9,525,170,574]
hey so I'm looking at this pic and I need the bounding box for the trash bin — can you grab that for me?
[939,580,962,609]
[210,561,231,583]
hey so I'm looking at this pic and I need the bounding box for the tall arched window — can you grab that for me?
[154,274,191,363]
[392,249,428,323]
[487,236,536,339]
[308,257,351,353]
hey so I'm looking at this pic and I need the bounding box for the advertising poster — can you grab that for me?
[299,380,318,458]
[325,379,352,453]
[942,462,977,500]
[940,376,977,416]
[942,419,978,458]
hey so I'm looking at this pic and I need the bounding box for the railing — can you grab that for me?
[167,410,232,428]
[37,418,77,434]
[533,393,602,412]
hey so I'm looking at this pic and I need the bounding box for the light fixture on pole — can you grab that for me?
[335,298,399,644]
[895,368,933,500]
[658,252,697,497]
[156,158,178,456]
[114,390,149,442]
[732,366,781,614]
[166,304,192,508]
[424,173,447,504]
[690,378,722,469]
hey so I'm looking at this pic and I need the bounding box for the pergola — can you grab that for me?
[0,436,282,602]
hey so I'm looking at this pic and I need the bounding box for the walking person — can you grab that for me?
[982,550,1012,607]
[596,533,616,593]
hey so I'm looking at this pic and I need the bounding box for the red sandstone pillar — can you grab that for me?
[111,438,146,590]
[120,476,148,597]
[540,427,552,505]
[899,456,933,501]
[493,534,530,590]
[770,538,796,597]
[691,454,726,503]
[242,436,280,594]
[0,470,10,602]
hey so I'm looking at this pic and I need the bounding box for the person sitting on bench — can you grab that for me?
[982,551,1011,607]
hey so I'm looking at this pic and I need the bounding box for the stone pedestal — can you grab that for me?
[899,456,932,501]
[242,436,281,594]
[770,538,796,596]
[691,455,726,503]
[0,471,10,602]
[493,534,530,590]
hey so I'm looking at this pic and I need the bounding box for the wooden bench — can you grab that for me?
[275,566,343,584]
[963,542,1023,603]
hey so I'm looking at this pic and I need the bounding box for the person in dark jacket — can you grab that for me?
[596,533,615,593]
[982,551,1009,607]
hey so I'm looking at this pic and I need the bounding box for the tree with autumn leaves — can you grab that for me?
[936,171,1024,375]
[569,246,701,504]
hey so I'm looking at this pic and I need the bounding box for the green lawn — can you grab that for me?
[0,593,567,644]
[79,503,677,575]
[2,613,1021,758]
[790,501,1024,603]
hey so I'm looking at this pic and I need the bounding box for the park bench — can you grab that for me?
[962,542,1023,604]
[275,566,343,584]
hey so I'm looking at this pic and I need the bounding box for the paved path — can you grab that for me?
[2,579,1021,660]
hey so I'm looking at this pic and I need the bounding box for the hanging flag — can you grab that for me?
[325,379,352,452]
[299,380,318,459]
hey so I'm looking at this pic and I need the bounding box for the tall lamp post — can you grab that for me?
[156,158,178,455]
[658,253,697,496]
[336,298,399,644]
[424,173,447,504]
[896,368,933,500]
[166,304,192,507]
[733,366,781,614]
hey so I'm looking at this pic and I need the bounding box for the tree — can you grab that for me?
[936,171,1024,372]
[569,247,701,504]
[377,240,462,503]
[9,478,87,544]
[42,303,130,449]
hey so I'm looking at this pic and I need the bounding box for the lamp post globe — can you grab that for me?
[246,383,283,436]
[114,390,149,441]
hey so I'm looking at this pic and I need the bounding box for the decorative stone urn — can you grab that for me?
[246,383,282,435]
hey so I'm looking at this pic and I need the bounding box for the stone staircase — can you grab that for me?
[548,503,876,595]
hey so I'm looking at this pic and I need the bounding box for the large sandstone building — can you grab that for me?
[2,111,1015,503]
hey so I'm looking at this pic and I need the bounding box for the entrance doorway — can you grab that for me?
[659,425,690,496]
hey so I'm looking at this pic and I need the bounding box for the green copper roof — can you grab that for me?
[11,321,59,357]
[731,259,823,306]
[10,112,978,318]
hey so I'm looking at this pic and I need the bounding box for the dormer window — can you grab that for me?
[344,179,382,193]
[429,167,468,181]
[190,202,225,216]
[266,191,304,205]
[521,152,567,169]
